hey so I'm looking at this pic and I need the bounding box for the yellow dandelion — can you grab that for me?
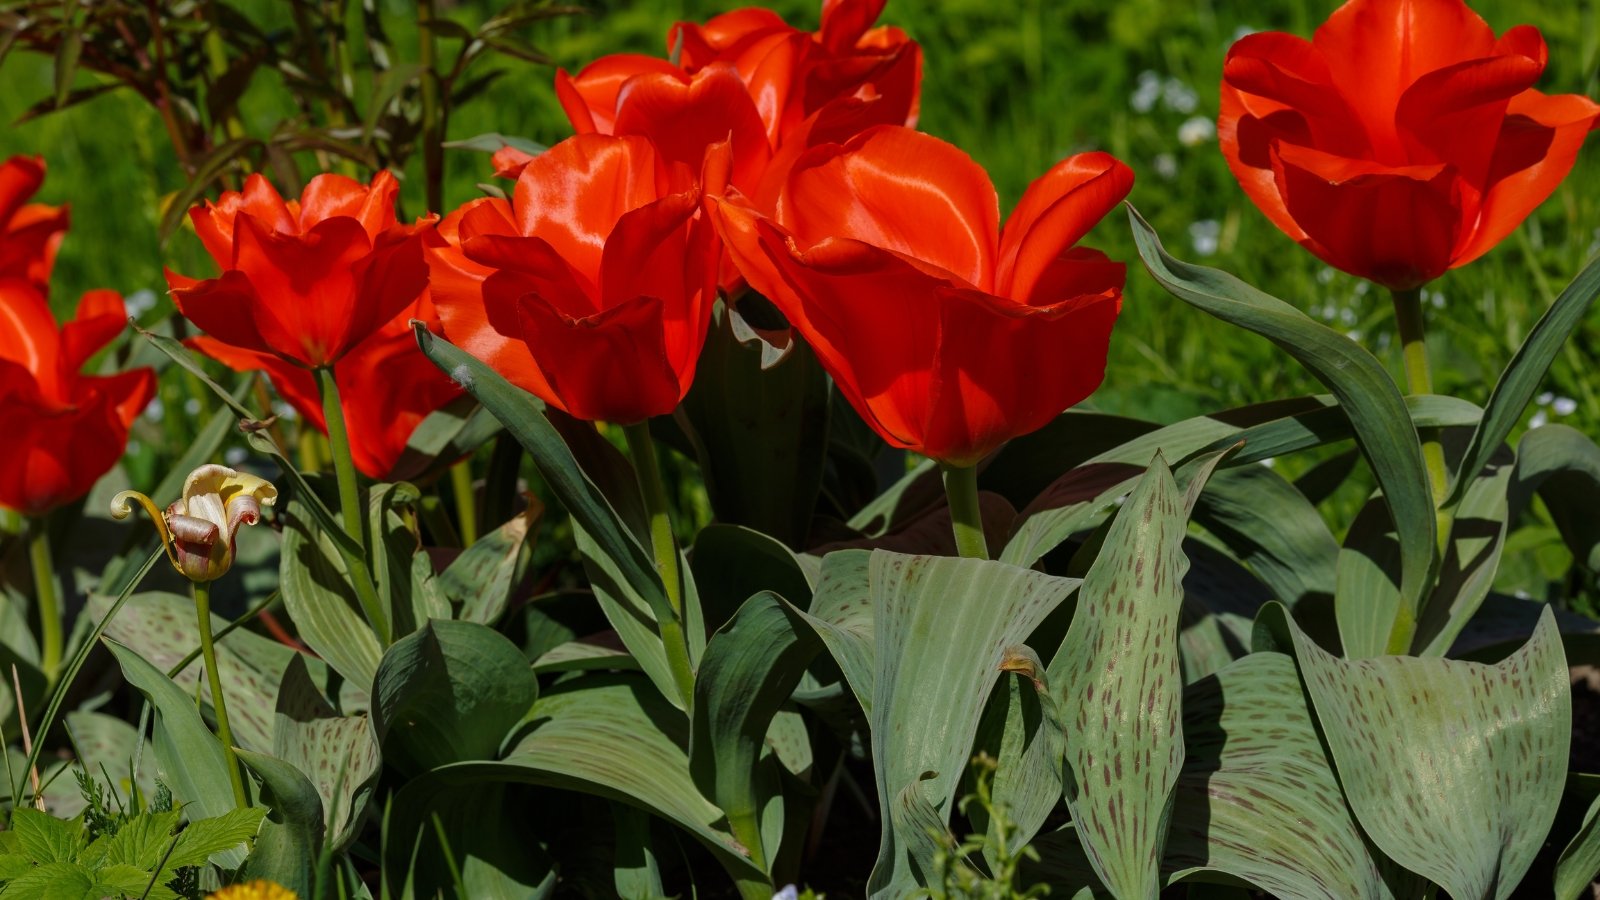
[206,880,299,900]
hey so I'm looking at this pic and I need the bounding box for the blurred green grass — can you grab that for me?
[2,0,1598,592]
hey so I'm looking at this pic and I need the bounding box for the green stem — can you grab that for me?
[418,0,445,213]
[29,525,62,686]
[449,460,478,546]
[194,581,248,810]
[1388,287,1451,655]
[942,463,989,560]
[622,421,695,707]
[316,366,393,645]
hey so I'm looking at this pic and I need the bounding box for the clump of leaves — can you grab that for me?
[0,771,264,900]
[914,755,1049,900]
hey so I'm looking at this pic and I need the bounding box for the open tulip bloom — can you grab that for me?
[0,155,71,295]
[713,125,1133,557]
[1219,0,1600,293]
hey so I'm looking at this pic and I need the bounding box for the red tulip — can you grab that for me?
[190,297,460,481]
[1219,0,1600,290]
[0,281,155,515]
[0,156,71,295]
[554,1,921,293]
[167,171,433,367]
[712,125,1133,466]
[428,134,722,425]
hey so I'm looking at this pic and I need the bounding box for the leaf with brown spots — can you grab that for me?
[1273,604,1570,899]
[273,656,381,852]
[1046,453,1199,900]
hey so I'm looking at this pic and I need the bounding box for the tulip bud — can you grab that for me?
[111,464,278,583]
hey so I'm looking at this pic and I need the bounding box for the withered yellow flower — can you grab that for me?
[206,880,298,900]
[111,464,278,583]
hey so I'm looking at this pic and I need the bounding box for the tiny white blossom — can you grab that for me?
[1177,116,1216,146]
[1153,153,1179,179]
[1529,410,1549,429]
[1553,396,1578,416]
[1189,219,1221,256]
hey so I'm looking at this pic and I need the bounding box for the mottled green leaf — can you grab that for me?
[281,495,384,687]
[1274,604,1570,899]
[236,750,320,894]
[273,656,380,850]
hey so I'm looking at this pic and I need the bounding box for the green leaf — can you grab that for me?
[862,552,1079,897]
[678,311,831,548]
[443,132,547,155]
[372,619,538,775]
[792,549,874,714]
[386,673,768,898]
[383,780,556,900]
[51,27,81,107]
[164,805,266,868]
[8,807,84,863]
[1191,463,1338,607]
[1265,604,1570,899]
[1048,454,1198,900]
[273,656,380,851]
[1556,791,1600,900]
[280,495,385,687]
[1128,206,1435,627]
[690,592,821,873]
[1334,495,1402,659]
[65,711,158,810]
[1507,424,1600,573]
[1002,394,1477,568]
[690,524,815,633]
[437,506,534,625]
[96,809,181,867]
[103,640,244,867]
[0,861,95,900]
[574,521,693,709]
[391,401,501,484]
[368,481,424,637]
[1446,252,1600,506]
[235,750,320,893]
[1414,447,1514,656]
[973,647,1065,863]
[1165,653,1397,899]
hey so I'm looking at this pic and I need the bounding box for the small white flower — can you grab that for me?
[124,289,159,318]
[1177,116,1215,146]
[1153,153,1178,179]
[183,397,201,416]
[1189,219,1221,256]
[1529,410,1549,429]
[1131,70,1162,113]
[772,887,799,900]
[1163,78,1198,113]
[1537,391,1555,406]
[145,397,165,422]
[224,446,248,467]
[1553,396,1578,416]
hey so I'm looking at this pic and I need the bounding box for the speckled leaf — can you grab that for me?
[531,636,639,674]
[690,591,821,873]
[1049,454,1196,900]
[64,711,157,807]
[368,481,423,637]
[281,495,385,687]
[92,591,359,754]
[1002,395,1478,569]
[973,646,1065,864]
[1277,604,1570,899]
[864,552,1079,897]
[439,505,536,625]
[273,656,380,851]
[1415,448,1513,656]
[792,549,874,714]
[1166,652,1394,899]
[371,619,538,776]
[390,673,768,899]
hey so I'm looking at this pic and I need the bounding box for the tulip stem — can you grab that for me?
[1388,287,1452,655]
[193,580,248,810]
[29,525,62,686]
[449,460,478,546]
[316,366,393,646]
[622,421,696,708]
[942,463,989,560]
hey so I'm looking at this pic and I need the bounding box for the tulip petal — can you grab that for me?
[997,152,1133,302]
[1272,143,1460,289]
[347,230,431,355]
[231,212,375,365]
[819,0,887,54]
[491,146,537,179]
[0,203,69,290]
[920,285,1120,465]
[191,174,297,267]
[556,55,684,135]
[1313,0,1497,147]
[1395,45,1544,185]
[1021,247,1128,311]
[190,334,323,432]
[300,170,401,240]
[613,64,773,194]
[1220,32,1368,156]
[59,289,129,375]
[511,134,666,288]
[468,233,599,320]
[0,277,62,398]
[0,155,45,226]
[514,291,684,424]
[1455,90,1600,267]
[167,268,277,359]
[334,329,462,478]
[672,8,791,69]
[780,126,999,290]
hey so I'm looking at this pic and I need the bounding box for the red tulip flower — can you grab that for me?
[0,156,71,295]
[712,125,1133,466]
[1219,0,1600,290]
[0,281,155,515]
[428,134,722,425]
[191,299,460,481]
[552,2,920,294]
[167,171,433,368]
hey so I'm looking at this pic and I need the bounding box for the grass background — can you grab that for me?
[2,0,1598,595]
